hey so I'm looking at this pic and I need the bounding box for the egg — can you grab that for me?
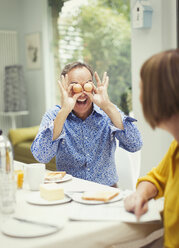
[73,84,82,93]
[84,82,93,92]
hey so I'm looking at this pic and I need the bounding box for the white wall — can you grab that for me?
[19,0,55,126]
[0,0,20,30]
[0,0,55,127]
[131,0,177,175]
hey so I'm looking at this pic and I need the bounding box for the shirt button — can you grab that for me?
[87,168,90,171]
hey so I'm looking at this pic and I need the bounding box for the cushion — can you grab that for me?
[13,141,56,171]
[9,126,39,146]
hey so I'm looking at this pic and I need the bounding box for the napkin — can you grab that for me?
[69,199,162,223]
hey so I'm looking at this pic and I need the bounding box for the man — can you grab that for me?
[31,62,142,186]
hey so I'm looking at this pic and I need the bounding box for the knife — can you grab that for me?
[13,217,60,231]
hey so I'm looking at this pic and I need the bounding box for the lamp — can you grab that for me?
[4,65,28,112]
[0,65,29,130]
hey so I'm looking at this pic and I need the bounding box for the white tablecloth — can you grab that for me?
[0,161,163,248]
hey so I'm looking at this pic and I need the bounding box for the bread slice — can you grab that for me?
[40,183,64,201]
[45,171,66,181]
[82,190,119,202]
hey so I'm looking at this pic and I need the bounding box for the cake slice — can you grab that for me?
[45,171,66,181]
[40,183,64,201]
[82,190,119,202]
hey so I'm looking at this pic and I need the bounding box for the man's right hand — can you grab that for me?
[58,74,82,114]
[53,75,82,141]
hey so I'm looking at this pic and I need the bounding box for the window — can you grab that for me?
[51,0,132,115]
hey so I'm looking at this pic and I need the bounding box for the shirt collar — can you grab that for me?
[92,104,104,116]
[69,104,104,119]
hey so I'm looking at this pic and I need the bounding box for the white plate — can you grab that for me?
[71,192,123,205]
[1,218,63,238]
[26,192,72,206]
[44,174,72,183]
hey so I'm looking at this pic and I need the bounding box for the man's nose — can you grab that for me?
[80,83,86,89]
[80,90,86,96]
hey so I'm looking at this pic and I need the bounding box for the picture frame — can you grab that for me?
[25,32,41,69]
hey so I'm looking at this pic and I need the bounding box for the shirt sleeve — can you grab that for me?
[31,105,65,163]
[110,109,143,152]
[136,142,174,199]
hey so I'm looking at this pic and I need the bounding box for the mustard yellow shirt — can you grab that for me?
[137,140,179,248]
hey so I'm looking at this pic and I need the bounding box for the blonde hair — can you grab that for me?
[140,49,179,129]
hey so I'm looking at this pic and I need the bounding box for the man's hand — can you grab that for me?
[53,74,82,141]
[85,71,124,130]
[85,71,111,109]
[58,74,82,113]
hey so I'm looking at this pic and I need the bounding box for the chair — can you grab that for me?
[8,126,56,171]
[115,141,141,190]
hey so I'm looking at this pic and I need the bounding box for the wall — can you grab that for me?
[19,0,55,126]
[0,0,20,30]
[0,0,55,128]
[131,0,177,175]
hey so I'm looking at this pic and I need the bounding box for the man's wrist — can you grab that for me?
[102,101,116,114]
[60,106,71,119]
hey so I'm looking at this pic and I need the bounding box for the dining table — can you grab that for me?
[0,161,164,248]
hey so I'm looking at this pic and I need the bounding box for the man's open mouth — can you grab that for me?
[77,98,87,104]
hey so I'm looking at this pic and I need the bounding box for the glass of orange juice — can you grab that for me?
[14,168,24,189]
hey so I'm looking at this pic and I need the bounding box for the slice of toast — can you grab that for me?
[82,190,119,202]
[45,171,66,181]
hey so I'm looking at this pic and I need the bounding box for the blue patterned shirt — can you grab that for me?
[31,104,142,186]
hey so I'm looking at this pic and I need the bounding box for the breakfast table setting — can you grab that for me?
[0,161,164,248]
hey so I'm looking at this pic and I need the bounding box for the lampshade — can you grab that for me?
[4,65,28,112]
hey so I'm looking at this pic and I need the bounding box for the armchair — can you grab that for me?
[8,126,56,171]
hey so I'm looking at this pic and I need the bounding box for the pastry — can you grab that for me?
[40,183,64,201]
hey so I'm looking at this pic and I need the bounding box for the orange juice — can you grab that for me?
[14,170,24,189]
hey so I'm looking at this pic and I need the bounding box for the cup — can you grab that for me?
[0,175,16,215]
[14,164,24,189]
[26,163,45,191]
[15,170,24,189]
